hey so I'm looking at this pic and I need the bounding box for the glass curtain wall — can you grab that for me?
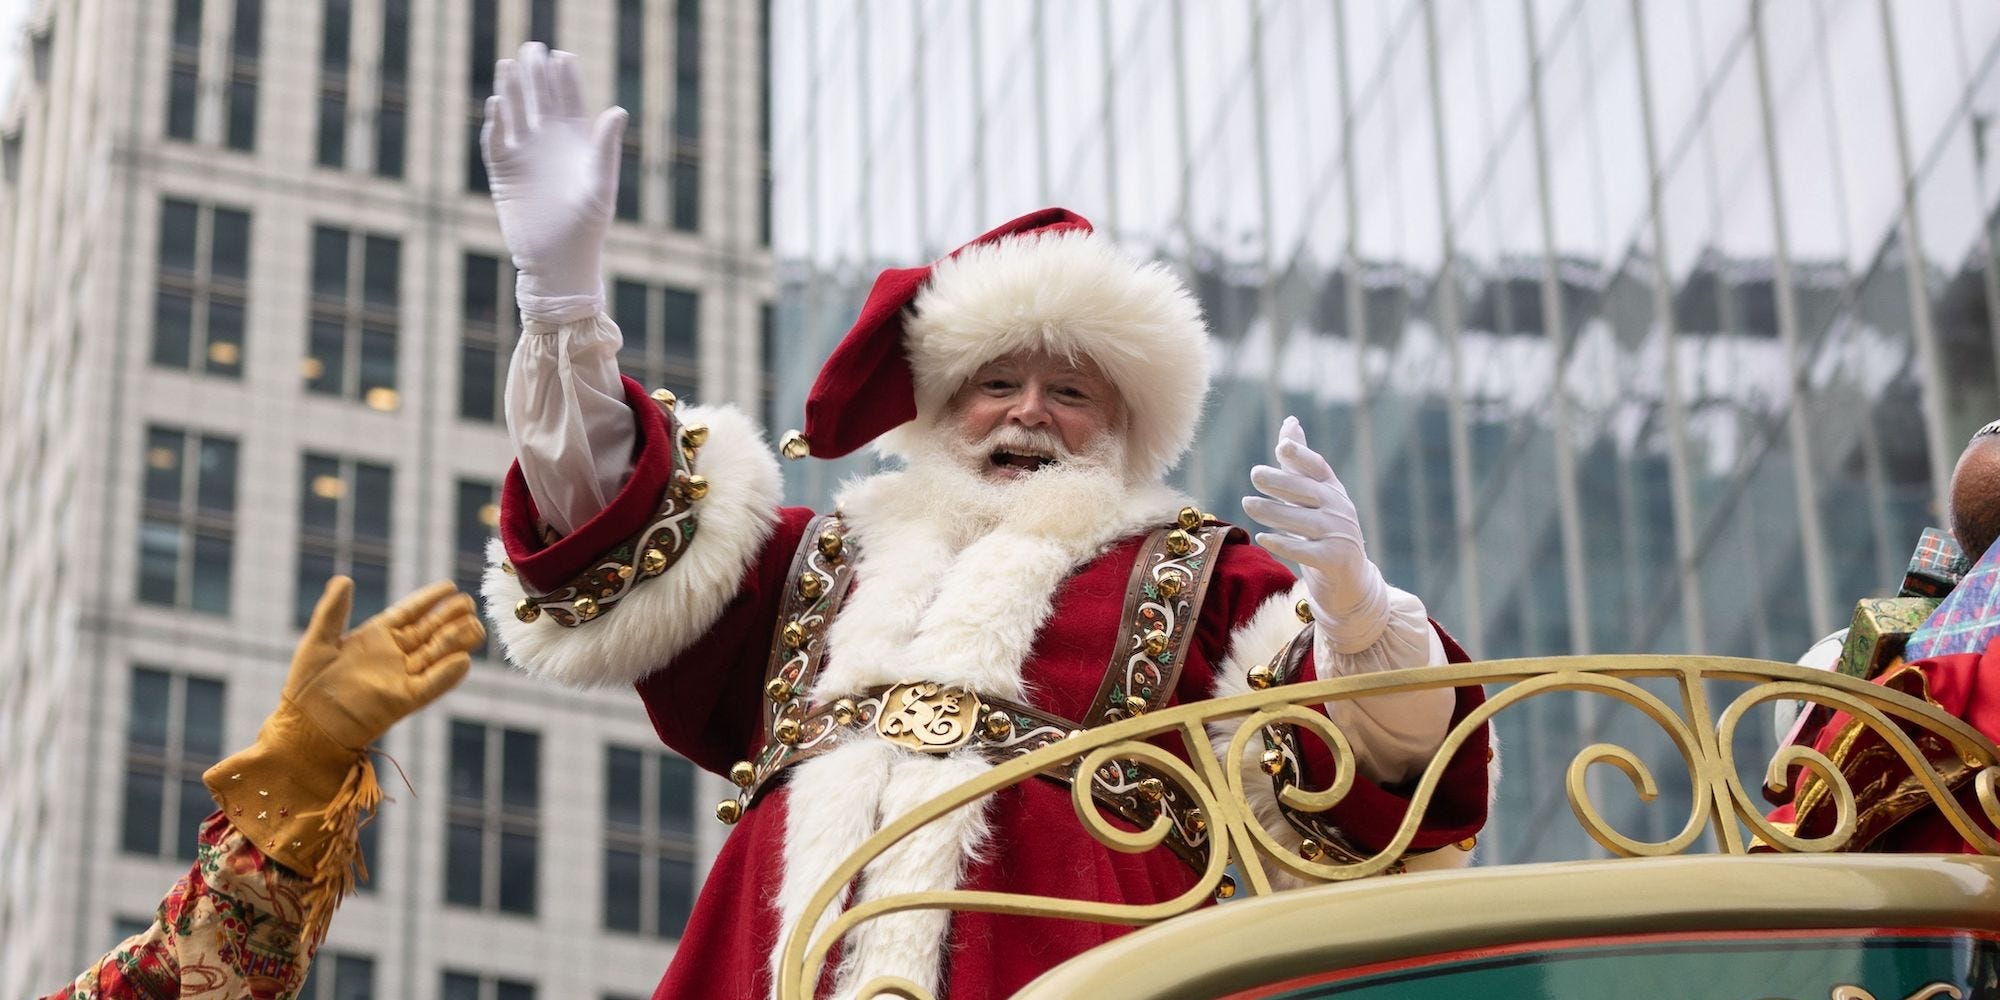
[768,0,2000,864]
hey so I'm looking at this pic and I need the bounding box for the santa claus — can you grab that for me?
[479,43,1489,999]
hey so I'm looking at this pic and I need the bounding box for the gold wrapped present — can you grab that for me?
[1836,596,1942,680]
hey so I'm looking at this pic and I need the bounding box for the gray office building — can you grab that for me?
[0,0,770,996]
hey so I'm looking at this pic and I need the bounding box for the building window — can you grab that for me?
[301,951,375,999]
[757,0,771,245]
[760,302,777,429]
[466,0,498,192]
[614,0,644,222]
[316,0,350,168]
[153,198,250,377]
[443,973,535,1000]
[377,0,409,177]
[602,745,697,937]
[296,453,393,628]
[122,666,226,861]
[669,0,700,232]
[529,0,557,46]
[454,479,498,658]
[612,279,699,401]
[459,252,518,422]
[446,720,539,915]
[112,916,153,944]
[139,426,237,613]
[306,225,401,411]
[166,0,202,140]
[224,0,261,150]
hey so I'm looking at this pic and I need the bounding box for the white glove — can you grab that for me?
[480,43,627,323]
[1242,416,1393,654]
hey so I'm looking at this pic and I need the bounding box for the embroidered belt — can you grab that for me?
[749,678,1216,871]
[720,510,1239,873]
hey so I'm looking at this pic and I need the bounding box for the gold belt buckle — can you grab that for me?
[876,682,980,753]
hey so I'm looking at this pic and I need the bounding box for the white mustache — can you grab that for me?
[977,425,1073,461]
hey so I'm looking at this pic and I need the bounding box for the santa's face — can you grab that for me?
[946,350,1125,481]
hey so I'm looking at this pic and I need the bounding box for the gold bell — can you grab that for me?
[1457,835,1478,851]
[729,761,756,787]
[1260,748,1285,776]
[1295,599,1314,624]
[651,387,678,410]
[1214,873,1237,900]
[1124,697,1148,716]
[765,677,794,702]
[1142,630,1170,656]
[782,620,807,649]
[680,423,710,449]
[1177,506,1202,531]
[832,698,857,726]
[501,562,516,576]
[640,548,668,576]
[817,531,844,560]
[714,799,742,824]
[514,598,540,623]
[982,710,1014,740]
[1299,838,1324,861]
[679,475,710,502]
[1137,777,1165,802]
[780,430,811,461]
[798,572,824,599]
[1246,663,1276,690]
[1165,529,1193,556]
[573,595,600,620]
[775,717,803,745]
[1186,808,1207,833]
[1157,572,1183,599]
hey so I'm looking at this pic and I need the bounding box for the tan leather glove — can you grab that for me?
[205,577,482,941]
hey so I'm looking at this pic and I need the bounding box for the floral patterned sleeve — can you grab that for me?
[45,811,314,1000]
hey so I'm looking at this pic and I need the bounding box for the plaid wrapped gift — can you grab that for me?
[1906,541,2000,661]
[1837,597,1942,680]
[1900,527,1969,599]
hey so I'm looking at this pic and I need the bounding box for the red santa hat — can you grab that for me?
[788,208,1212,481]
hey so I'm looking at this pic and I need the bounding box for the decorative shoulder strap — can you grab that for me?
[1083,508,1239,726]
[731,514,859,810]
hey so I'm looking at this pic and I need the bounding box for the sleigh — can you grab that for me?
[776,657,2000,1000]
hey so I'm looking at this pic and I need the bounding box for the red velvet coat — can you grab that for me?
[486,382,1490,999]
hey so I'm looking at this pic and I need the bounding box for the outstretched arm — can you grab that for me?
[44,579,482,1000]
[483,42,635,535]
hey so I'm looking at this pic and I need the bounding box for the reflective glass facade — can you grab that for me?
[770,1,2000,863]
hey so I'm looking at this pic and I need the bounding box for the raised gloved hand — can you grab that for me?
[480,42,627,319]
[1242,416,1392,654]
[282,577,482,750]
[206,577,481,942]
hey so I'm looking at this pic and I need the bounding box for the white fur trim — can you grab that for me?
[771,740,899,996]
[769,462,1188,993]
[1207,590,1473,888]
[482,404,782,688]
[886,229,1211,481]
[831,752,992,999]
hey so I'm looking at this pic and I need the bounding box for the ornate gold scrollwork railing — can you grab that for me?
[774,656,2000,1000]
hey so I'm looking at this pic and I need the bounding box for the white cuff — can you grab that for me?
[1315,585,1453,785]
[503,309,635,535]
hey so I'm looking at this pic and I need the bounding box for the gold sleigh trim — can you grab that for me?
[772,655,2000,1000]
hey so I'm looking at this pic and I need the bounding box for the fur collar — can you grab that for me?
[812,461,1189,700]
